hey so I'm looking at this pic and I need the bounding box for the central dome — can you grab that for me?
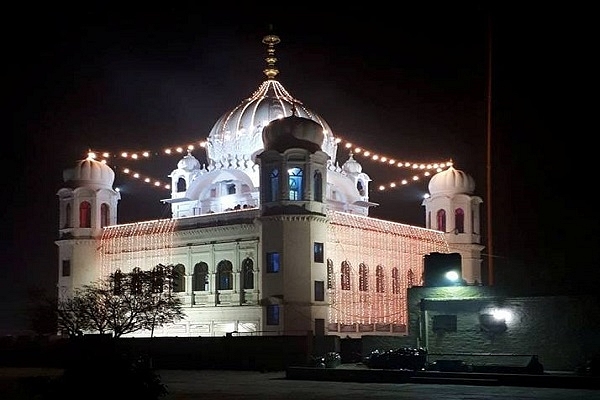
[206,80,337,163]
[205,34,338,166]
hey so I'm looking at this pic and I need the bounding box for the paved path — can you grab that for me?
[158,369,600,400]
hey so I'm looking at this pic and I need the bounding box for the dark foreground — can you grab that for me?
[1,367,598,400]
[158,369,599,400]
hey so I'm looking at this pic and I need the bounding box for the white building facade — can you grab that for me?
[56,34,483,338]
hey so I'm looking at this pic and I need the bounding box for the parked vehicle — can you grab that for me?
[364,347,427,370]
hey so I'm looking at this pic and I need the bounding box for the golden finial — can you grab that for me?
[262,26,280,80]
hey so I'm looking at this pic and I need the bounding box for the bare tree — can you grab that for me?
[56,265,185,338]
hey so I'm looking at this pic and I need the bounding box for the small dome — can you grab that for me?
[177,150,201,171]
[63,156,115,189]
[262,115,324,153]
[342,153,362,174]
[428,166,475,196]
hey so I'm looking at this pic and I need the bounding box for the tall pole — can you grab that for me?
[486,12,494,285]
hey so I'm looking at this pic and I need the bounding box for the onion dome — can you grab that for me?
[63,154,115,189]
[205,34,338,164]
[341,152,363,174]
[262,115,324,153]
[428,166,475,196]
[177,150,201,171]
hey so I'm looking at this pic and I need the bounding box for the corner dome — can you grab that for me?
[63,156,115,189]
[342,153,363,174]
[177,150,201,171]
[262,115,324,153]
[428,166,475,196]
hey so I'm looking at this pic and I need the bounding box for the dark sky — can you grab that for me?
[5,4,579,333]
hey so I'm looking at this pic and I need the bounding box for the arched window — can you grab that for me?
[177,177,186,193]
[357,180,365,196]
[173,264,185,293]
[326,259,334,289]
[79,201,91,228]
[436,209,446,232]
[269,168,279,202]
[65,203,72,228]
[392,267,399,294]
[341,261,351,290]
[376,265,384,293]
[407,269,415,288]
[131,267,142,294]
[455,208,465,233]
[193,262,209,291]
[217,260,233,290]
[112,269,123,295]
[313,170,323,202]
[100,203,110,228]
[359,263,369,292]
[152,264,164,293]
[242,258,254,289]
[288,167,303,200]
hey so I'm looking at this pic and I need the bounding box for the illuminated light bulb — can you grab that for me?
[433,163,439,168]
[355,147,362,153]
[176,147,183,153]
[378,185,385,190]
[401,179,408,184]
[187,145,194,150]
[389,160,395,164]
[372,155,378,160]
[165,185,171,189]
[423,193,430,199]
[380,157,387,162]
[123,169,130,174]
[424,171,430,176]
[102,152,110,158]
[200,142,206,147]
[419,164,425,169]
[335,138,342,143]
[144,178,150,183]
[412,176,419,181]
[412,164,418,169]
[390,183,396,188]
[133,173,140,178]
[404,162,411,167]
[142,152,149,157]
[131,154,138,159]
[121,152,128,158]
[165,149,172,154]
[345,143,352,148]
[154,182,160,186]
[362,151,370,156]
[115,188,121,192]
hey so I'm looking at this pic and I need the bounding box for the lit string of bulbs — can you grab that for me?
[88,136,453,192]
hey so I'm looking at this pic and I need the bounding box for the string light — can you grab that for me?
[327,211,448,333]
[86,136,452,192]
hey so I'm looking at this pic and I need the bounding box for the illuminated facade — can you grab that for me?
[56,34,483,338]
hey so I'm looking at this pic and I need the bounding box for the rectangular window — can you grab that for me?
[432,314,457,332]
[266,252,280,273]
[313,242,324,263]
[314,281,324,301]
[62,260,71,277]
[266,304,280,325]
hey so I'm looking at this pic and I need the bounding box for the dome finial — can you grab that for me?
[262,28,280,80]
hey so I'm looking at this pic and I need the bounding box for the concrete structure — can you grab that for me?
[406,286,600,371]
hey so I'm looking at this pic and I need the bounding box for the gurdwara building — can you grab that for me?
[56,34,483,338]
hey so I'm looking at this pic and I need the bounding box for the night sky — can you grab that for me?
[4,4,580,333]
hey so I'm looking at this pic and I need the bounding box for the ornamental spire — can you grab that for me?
[262,26,280,80]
